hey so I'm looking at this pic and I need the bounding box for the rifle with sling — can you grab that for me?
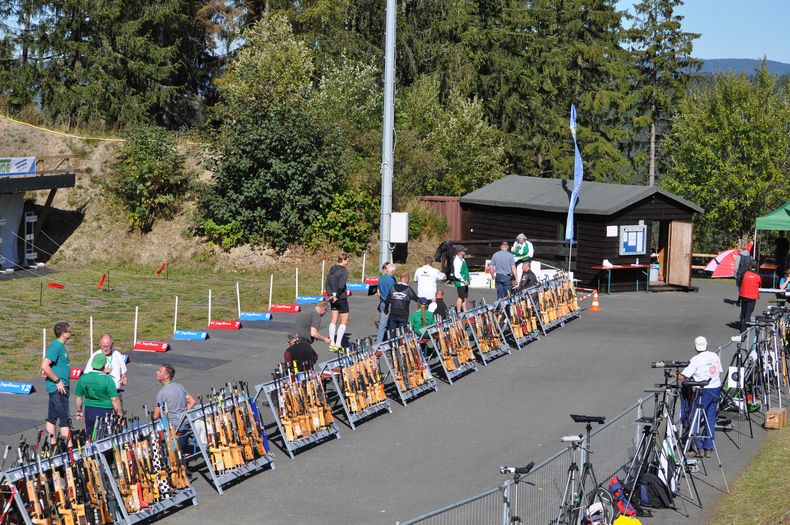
[197,396,222,472]
[19,442,46,524]
[227,384,254,461]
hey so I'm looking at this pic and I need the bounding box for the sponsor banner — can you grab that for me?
[173,330,208,340]
[0,381,35,395]
[296,296,324,304]
[208,320,241,330]
[269,304,301,313]
[239,312,272,321]
[133,340,170,352]
[0,157,36,177]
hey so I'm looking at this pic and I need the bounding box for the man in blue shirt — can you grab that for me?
[375,263,397,346]
[490,241,517,300]
[41,321,72,444]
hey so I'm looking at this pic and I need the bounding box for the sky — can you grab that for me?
[617,0,790,63]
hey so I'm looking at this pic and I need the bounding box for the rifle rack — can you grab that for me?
[494,292,542,350]
[317,356,393,430]
[2,423,197,525]
[422,322,477,384]
[254,379,341,460]
[378,337,438,406]
[462,304,512,365]
[186,394,276,495]
[93,423,198,525]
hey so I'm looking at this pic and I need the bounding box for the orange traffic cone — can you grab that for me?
[589,291,601,311]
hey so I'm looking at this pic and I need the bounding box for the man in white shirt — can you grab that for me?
[413,256,446,301]
[671,336,722,457]
[84,334,128,399]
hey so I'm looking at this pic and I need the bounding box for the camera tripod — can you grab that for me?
[554,414,613,525]
[625,376,699,513]
[682,382,729,494]
[718,335,754,445]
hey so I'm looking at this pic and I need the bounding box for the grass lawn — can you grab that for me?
[710,423,790,524]
[0,264,334,380]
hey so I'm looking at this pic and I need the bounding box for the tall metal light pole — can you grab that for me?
[379,0,397,269]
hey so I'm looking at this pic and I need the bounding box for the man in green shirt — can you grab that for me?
[453,245,470,312]
[42,321,72,444]
[75,353,122,439]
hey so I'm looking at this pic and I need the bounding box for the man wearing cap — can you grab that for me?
[74,353,123,438]
[670,336,723,458]
[511,234,534,283]
[490,241,517,300]
[453,245,470,312]
[84,334,128,400]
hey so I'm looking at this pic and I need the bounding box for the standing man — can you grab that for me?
[295,301,331,345]
[490,241,517,300]
[452,245,470,313]
[74,354,122,438]
[516,261,539,291]
[738,264,761,333]
[284,334,319,371]
[433,289,449,320]
[774,231,788,275]
[385,274,419,334]
[42,321,72,444]
[153,365,196,450]
[326,253,350,349]
[84,334,127,400]
[511,234,534,283]
[375,263,397,346]
[414,256,445,301]
[671,336,723,458]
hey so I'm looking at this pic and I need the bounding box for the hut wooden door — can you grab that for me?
[666,221,693,287]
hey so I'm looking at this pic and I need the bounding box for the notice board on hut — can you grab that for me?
[619,224,647,256]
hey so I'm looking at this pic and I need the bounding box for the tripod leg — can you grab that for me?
[699,393,730,493]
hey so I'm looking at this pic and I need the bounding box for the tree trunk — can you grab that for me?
[648,120,656,186]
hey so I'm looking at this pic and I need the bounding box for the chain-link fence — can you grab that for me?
[397,398,648,525]
[397,324,784,525]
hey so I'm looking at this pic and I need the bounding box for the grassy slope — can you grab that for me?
[710,423,790,524]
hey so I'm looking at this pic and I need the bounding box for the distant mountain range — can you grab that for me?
[700,58,790,76]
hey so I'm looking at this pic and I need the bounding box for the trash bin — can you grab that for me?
[649,263,659,282]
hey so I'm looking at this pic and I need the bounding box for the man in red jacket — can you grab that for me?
[739,264,761,332]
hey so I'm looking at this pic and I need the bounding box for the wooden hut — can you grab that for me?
[459,176,703,292]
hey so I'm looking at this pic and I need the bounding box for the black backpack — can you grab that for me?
[637,472,673,508]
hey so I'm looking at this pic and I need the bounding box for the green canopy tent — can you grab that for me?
[754,201,790,285]
[755,201,790,231]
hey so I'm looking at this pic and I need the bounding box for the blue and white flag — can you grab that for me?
[565,105,583,242]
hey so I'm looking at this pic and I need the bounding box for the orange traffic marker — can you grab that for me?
[589,290,601,311]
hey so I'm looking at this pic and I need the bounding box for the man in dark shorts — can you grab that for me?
[295,301,331,345]
[452,245,470,312]
[42,321,72,444]
[326,253,350,349]
[284,334,319,371]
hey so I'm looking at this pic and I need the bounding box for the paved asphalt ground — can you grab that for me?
[0,278,774,524]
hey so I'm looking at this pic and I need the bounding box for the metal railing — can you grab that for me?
[397,398,647,525]
[398,324,780,525]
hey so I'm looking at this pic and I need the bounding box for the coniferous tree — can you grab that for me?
[475,0,635,181]
[625,0,700,185]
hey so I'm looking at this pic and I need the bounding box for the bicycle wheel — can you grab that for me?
[585,487,614,525]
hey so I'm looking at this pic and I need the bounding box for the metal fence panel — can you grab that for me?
[397,485,507,525]
[508,447,573,525]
